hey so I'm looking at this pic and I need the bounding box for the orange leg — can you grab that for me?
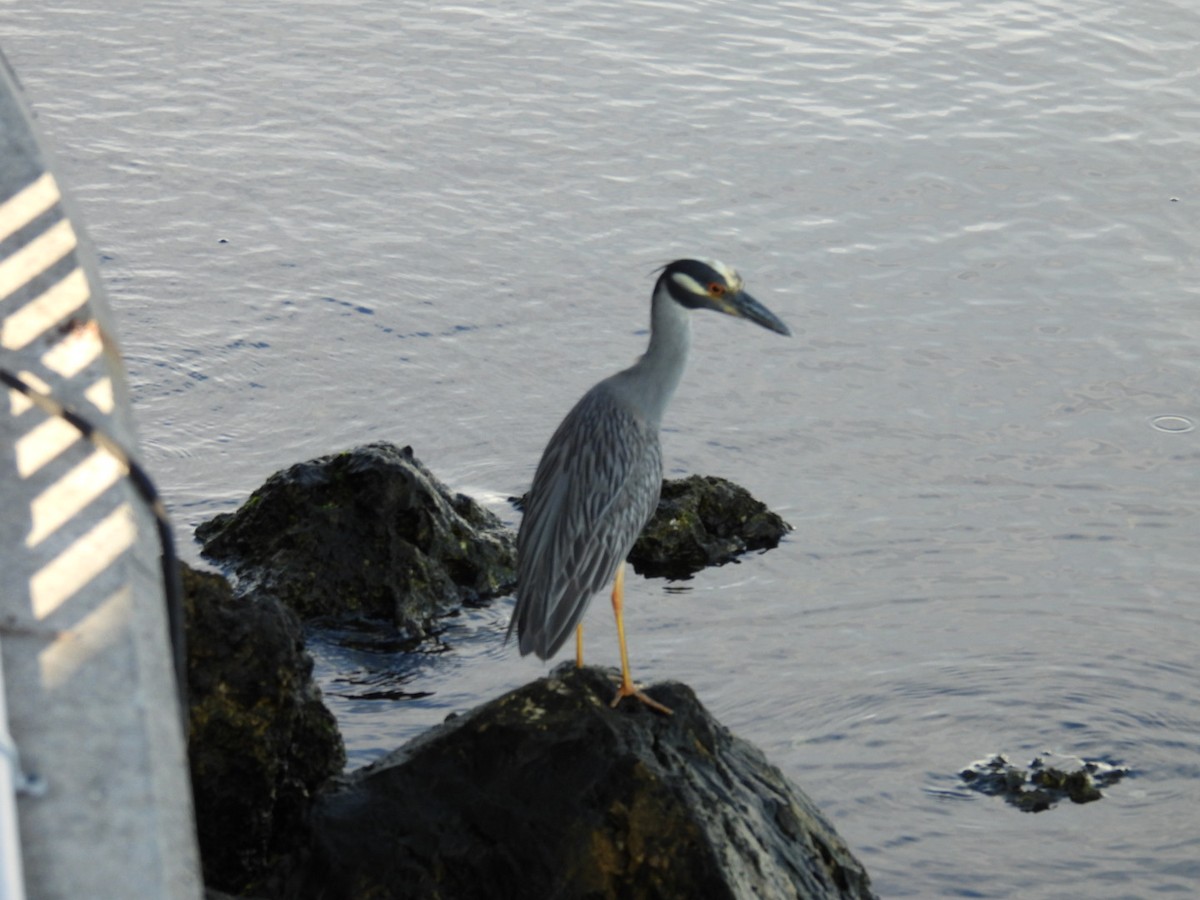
[575,623,584,669]
[609,564,672,715]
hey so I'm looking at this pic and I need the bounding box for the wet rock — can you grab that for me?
[184,563,345,894]
[513,473,791,580]
[959,752,1129,812]
[291,664,875,900]
[196,442,516,638]
[630,474,792,578]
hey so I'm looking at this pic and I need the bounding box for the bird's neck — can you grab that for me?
[626,287,691,428]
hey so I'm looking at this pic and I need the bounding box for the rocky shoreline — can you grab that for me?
[184,441,873,899]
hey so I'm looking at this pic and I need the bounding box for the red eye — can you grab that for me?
[707,282,726,297]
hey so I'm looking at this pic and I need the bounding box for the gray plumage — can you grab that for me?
[508,258,790,664]
[513,383,663,657]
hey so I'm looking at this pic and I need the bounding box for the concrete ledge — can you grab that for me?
[0,49,201,899]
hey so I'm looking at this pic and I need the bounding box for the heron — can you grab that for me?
[507,258,790,714]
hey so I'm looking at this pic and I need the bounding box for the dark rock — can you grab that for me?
[959,752,1129,812]
[630,474,792,578]
[195,442,516,637]
[511,473,791,580]
[292,664,875,900]
[184,563,345,894]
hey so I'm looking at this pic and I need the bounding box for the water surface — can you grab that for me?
[6,1,1199,895]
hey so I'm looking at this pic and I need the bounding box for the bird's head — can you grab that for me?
[656,258,791,336]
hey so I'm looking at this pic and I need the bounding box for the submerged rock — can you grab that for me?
[959,752,1129,812]
[195,442,516,638]
[292,664,875,900]
[630,474,792,579]
[184,563,345,894]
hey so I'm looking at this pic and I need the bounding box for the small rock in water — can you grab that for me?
[513,473,791,579]
[631,474,792,578]
[959,752,1129,812]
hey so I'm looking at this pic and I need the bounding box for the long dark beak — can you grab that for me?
[718,289,791,337]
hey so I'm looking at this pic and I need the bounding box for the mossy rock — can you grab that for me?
[184,564,344,894]
[295,665,875,900]
[196,442,516,637]
[630,474,791,579]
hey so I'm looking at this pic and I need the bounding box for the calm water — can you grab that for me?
[6,1,1199,896]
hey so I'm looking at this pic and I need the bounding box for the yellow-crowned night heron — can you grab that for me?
[507,259,790,714]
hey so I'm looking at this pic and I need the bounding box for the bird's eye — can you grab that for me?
[707,282,726,298]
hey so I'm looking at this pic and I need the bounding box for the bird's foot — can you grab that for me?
[610,680,673,716]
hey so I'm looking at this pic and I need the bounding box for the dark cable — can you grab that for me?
[0,367,187,728]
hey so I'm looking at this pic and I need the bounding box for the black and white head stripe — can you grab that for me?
[657,258,745,308]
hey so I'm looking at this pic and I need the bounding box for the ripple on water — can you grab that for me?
[1150,415,1195,433]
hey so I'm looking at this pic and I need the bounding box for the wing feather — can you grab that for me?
[510,380,662,659]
